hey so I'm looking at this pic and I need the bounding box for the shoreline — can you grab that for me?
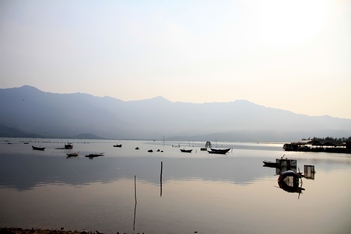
[0,227,94,234]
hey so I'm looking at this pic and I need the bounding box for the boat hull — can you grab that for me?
[208,148,231,154]
[262,161,279,167]
[32,146,45,151]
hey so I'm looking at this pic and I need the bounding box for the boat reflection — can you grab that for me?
[303,165,316,180]
[85,153,104,159]
[263,156,316,198]
[277,170,305,198]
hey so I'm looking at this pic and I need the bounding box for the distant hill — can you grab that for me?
[0,123,41,138]
[0,85,350,142]
[75,133,105,139]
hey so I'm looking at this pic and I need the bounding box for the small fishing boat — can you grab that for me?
[113,144,122,147]
[148,149,153,153]
[135,147,139,150]
[66,152,79,157]
[262,160,279,167]
[180,149,192,153]
[208,148,231,154]
[32,146,45,151]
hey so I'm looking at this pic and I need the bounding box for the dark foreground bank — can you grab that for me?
[0,228,103,234]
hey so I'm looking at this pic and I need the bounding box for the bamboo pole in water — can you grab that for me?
[133,175,137,231]
[160,161,163,197]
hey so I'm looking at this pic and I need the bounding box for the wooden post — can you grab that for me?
[160,162,163,197]
[133,175,137,231]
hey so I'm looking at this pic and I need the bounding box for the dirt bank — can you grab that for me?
[0,227,93,234]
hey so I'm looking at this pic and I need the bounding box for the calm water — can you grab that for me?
[0,138,351,234]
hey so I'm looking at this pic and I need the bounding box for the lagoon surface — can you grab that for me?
[0,138,351,234]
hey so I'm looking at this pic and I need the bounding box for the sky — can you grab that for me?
[1,0,351,119]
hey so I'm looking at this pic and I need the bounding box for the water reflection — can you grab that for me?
[0,153,274,190]
[160,161,163,197]
[262,157,316,199]
[277,171,305,199]
[1,140,351,234]
[133,175,137,231]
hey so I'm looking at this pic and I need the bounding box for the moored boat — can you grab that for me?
[262,160,279,167]
[32,146,45,151]
[113,144,122,147]
[180,149,192,153]
[208,148,231,154]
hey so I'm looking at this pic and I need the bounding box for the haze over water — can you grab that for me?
[0,138,350,233]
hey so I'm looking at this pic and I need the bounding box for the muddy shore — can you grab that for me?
[0,227,99,234]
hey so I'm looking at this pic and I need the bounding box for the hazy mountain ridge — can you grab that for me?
[0,85,350,141]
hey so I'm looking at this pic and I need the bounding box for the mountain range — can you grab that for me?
[0,85,350,142]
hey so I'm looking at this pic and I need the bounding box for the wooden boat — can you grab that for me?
[262,160,279,167]
[113,144,122,147]
[180,149,192,153]
[148,149,153,153]
[32,146,45,151]
[263,155,297,169]
[207,148,231,154]
[85,153,104,158]
[66,152,79,157]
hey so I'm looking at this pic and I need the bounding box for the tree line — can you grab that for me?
[301,136,351,144]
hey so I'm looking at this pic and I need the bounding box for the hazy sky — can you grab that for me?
[1,0,350,118]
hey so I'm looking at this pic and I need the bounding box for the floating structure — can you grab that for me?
[263,157,297,171]
[200,141,212,151]
[64,143,73,149]
[113,144,122,147]
[56,143,73,150]
[283,141,351,153]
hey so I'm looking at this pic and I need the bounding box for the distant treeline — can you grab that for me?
[302,136,351,144]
